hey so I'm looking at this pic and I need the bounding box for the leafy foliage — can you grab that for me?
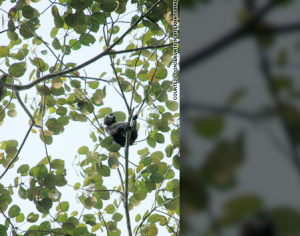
[0,0,179,235]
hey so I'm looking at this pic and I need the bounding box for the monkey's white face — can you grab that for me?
[104,114,116,126]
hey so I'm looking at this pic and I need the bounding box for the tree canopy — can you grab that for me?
[0,0,180,235]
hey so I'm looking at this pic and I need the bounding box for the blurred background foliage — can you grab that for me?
[181,0,300,235]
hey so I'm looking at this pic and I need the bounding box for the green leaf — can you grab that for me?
[65,14,78,28]
[133,190,147,201]
[108,156,119,169]
[155,68,167,80]
[45,95,56,107]
[44,173,57,189]
[148,214,166,223]
[133,90,142,103]
[98,165,110,177]
[145,179,156,191]
[7,110,17,117]
[273,75,293,92]
[15,47,29,60]
[22,5,39,19]
[17,164,29,175]
[74,182,81,190]
[165,100,178,111]
[108,25,120,34]
[88,81,99,89]
[9,62,27,77]
[83,214,96,226]
[78,146,89,154]
[92,12,106,24]
[0,224,8,235]
[46,118,64,135]
[18,186,27,200]
[39,132,53,145]
[57,98,67,105]
[38,156,52,165]
[270,207,300,235]
[147,137,156,148]
[105,204,115,214]
[8,31,18,41]
[173,155,179,170]
[70,0,93,10]
[52,6,64,28]
[150,173,164,183]
[52,37,61,50]
[107,143,121,152]
[56,107,67,116]
[154,133,164,143]
[56,174,67,186]
[32,37,43,45]
[171,129,179,146]
[80,33,96,46]
[85,196,97,209]
[39,221,51,232]
[92,92,102,105]
[19,24,35,39]
[51,159,65,170]
[91,223,100,232]
[226,88,246,107]
[50,27,58,38]
[131,15,139,28]
[277,48,288,67]
[223,195,263,217]
[27,212,39,223]
[165,145,173,157]
[90,131,97,142]
[56,201,69,212]
[113,111,126,121]
[98,107,112,118]
[100,0,118,12]
[156,120,170,133]
[113,213,123,222]
[135,214,141,222]
[0,46,9,57]
[138,147,150,157]
[16,213,25,222]
[193,116,224,139]
[52,77,63,89]
[120,81,133,92]
[57,213,68,222]
[8,205,21,218]
[6,140,18,147]
[125,69,136,79]
[29,165,48,180]
[165,169,175,179]
[100,136,113,147]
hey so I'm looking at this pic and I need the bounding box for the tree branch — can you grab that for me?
[181,1,275,70]
[4,0,165,93]
[255,37,300,178]
[0,123,34,180]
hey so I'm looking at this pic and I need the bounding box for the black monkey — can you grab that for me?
[240,212,276,236]
[0,74,7,100]
[104,113,138,147]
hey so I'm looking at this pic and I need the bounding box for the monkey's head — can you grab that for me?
[104,113,116,126]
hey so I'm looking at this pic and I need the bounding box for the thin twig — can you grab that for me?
[135,195,180,236]
[0,123,34,179]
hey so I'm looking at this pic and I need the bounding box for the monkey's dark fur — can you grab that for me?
[104,113,138,147]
